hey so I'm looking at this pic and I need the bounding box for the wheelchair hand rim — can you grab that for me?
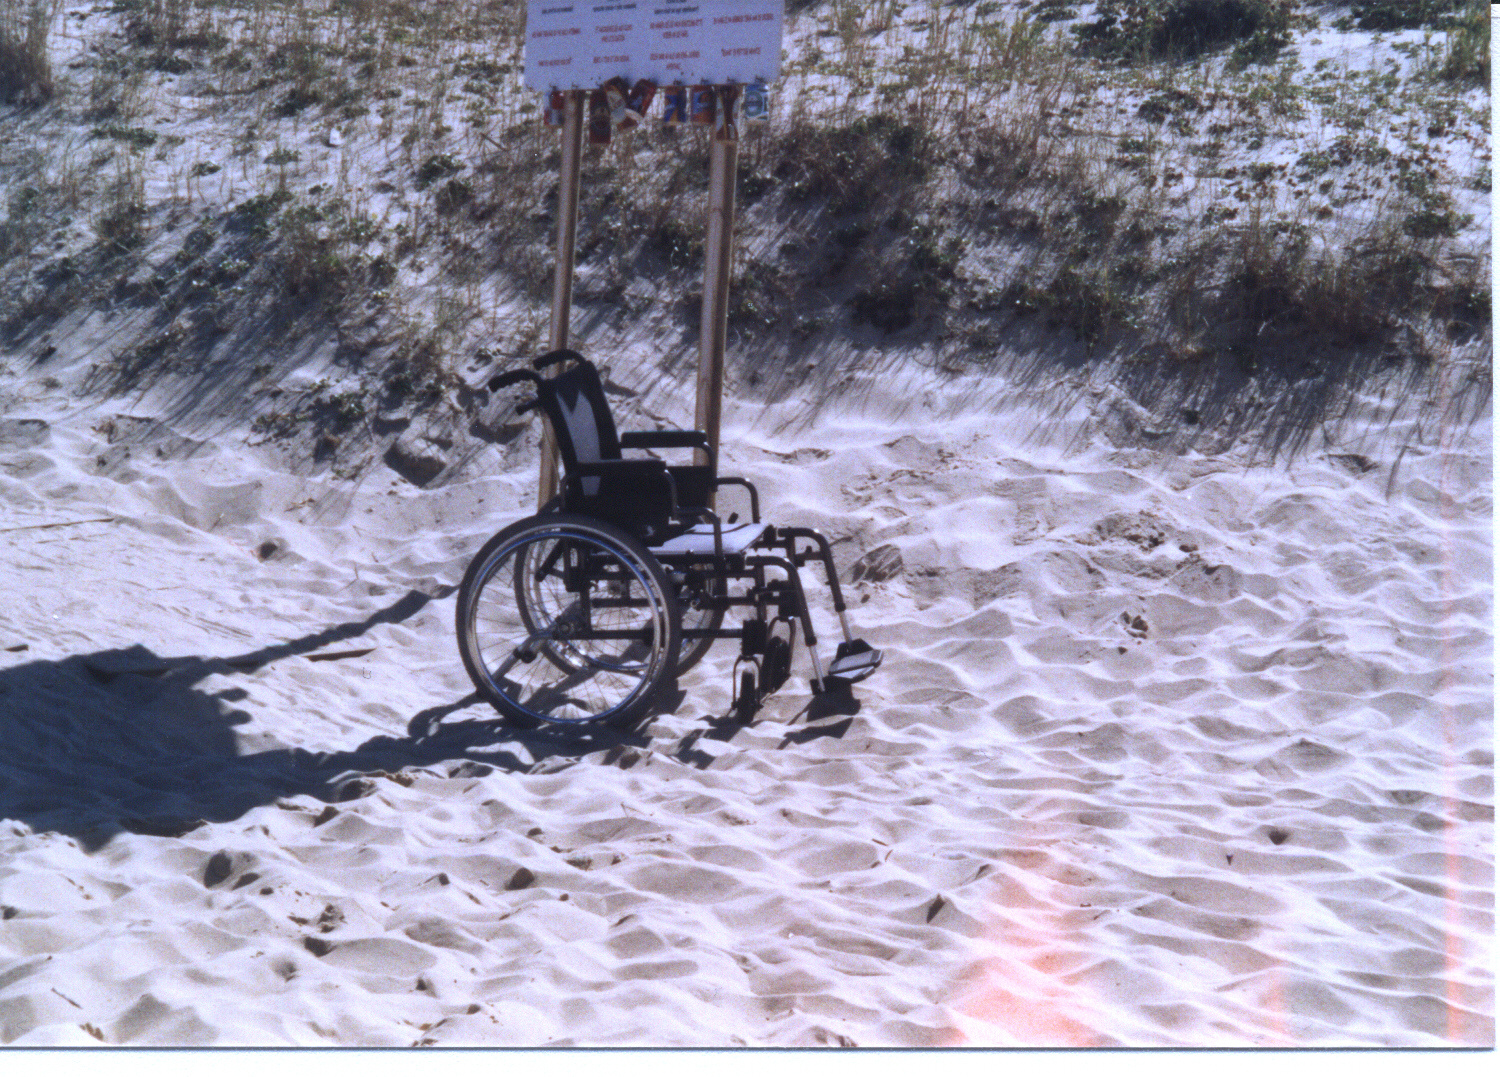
[462,520,677,725]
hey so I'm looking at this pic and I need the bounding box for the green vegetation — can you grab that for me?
[91,123,160,149]
[1438,1,1489,85]
[1075,1,1303,63]
[1340,1,1467,32]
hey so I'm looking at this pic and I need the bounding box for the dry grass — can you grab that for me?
[0,0,63,102]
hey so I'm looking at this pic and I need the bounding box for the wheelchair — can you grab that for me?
[455,349,883,728]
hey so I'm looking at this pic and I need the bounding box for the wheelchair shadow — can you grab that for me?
[0,589,649,852]
[670,680,860,767]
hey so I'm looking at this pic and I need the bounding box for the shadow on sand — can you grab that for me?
[0,588,804,852]
[0,588,856,852]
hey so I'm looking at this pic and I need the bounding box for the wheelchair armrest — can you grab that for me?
[573,457,671,479]
[713,476,759,523]
[620,430,715,468]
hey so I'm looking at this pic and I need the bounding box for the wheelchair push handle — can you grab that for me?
[533,349,585,371]
[486,348,584,393]
[488,367,543,392]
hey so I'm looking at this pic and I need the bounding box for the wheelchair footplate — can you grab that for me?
[826,638,882,684]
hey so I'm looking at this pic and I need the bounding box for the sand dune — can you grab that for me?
[0,358,1491,1047]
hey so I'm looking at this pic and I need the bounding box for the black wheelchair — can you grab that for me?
[455,349,882,728]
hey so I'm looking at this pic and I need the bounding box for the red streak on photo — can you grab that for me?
[949,869,1109,1046]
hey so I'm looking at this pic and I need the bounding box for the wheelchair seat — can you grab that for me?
[649,520,771,557]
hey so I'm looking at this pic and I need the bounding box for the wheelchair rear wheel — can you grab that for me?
[457,514,682,726]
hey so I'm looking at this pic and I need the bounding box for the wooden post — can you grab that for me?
[538,89,584,509]
[696,101,738,492]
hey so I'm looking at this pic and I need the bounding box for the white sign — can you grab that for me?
[524,1,784,90]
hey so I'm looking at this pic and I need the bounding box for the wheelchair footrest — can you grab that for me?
[827,639,882,683]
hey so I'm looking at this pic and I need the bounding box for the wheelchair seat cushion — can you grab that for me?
[649,522,770,557]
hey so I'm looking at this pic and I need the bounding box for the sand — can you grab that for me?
[0,345,1490,1048]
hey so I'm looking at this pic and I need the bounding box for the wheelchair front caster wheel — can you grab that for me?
[760,619,796,695]
[733,668,758,723]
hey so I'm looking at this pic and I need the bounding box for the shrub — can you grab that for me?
[650,219,702,269]
[1437,1,1488,84]
[122,0,193,48]
[317,389,366,433]
[1345,1,1466,32]
[1010,265,1139,346]
[0,181,46,260]
[774,114,935,216]
[434,176,473,214]
[1075,0,1299,62]
[850,219,964,333]
[851,279,922,333]
[91,123,160,149]
[97,199,148,254]
[1031,1,1080,23]
[417,152,466,187]
[230,189,294,236]
[1201,204,1458,347]
[0,0,63,103]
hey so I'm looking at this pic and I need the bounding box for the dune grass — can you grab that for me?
[0,0,63,103]
[0,1,1489,455]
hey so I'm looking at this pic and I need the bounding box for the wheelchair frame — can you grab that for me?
[455,350,881,728]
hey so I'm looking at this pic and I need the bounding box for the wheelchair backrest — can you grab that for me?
[522,350,685,536]
[534,354,622,495]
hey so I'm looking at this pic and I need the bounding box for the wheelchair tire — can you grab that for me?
[456,514,681,726]
[761,618,797,695]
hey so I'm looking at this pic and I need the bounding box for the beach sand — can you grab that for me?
[0,351,1490,1047]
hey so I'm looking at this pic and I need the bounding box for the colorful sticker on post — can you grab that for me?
[689,84,714,125]
[742,81,769,122]
[661,83,688,125]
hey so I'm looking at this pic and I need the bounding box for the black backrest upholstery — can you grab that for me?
[535,352,621,472]
[526,349,697,536]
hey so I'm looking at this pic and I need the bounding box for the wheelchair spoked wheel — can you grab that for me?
[513,539,619,677]
[457,514,682,727]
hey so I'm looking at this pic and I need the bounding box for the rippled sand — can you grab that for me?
[0,365,1490,1046]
